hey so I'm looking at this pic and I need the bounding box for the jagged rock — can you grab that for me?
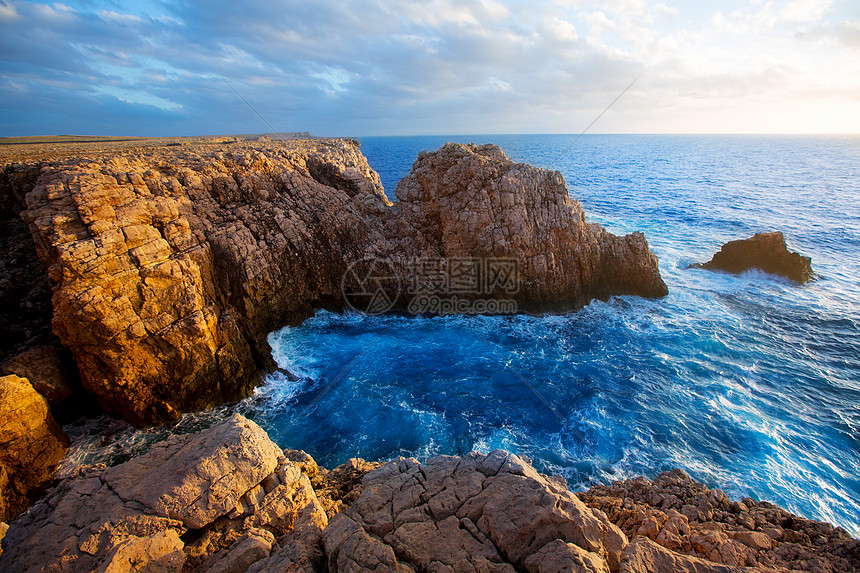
[0,414,327,573]
[691,232,813,283]
[8,138,666,426]
[0,346,74,405]
[322,450,627,572]
[310,457,382,519]
[393,143,668,311]
[0,374,68,522]
[621,537,771,572]
[580,469,860,572]
[198,528,274,573]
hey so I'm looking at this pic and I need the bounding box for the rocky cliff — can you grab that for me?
[3,138,666,425]
[2,415,856,572]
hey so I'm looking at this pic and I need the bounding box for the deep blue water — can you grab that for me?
[65,135,860,535]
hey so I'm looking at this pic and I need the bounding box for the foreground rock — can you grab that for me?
[2,415,858,572]
[324,450,628,572]
[580,468,860,572]
[692,232,813,283]
[0,374,68,522]
[3,139,666,425]
[0,414,329,573]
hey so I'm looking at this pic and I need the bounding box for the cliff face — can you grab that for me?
[13,139,666,425]
[392,143,668,310]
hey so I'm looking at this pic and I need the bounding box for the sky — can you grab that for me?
[1,0,858,136]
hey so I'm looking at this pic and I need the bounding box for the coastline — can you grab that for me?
[0,135,857,571]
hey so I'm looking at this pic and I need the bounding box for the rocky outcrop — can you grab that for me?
[3,416,857,573]
[4,139,667,426]
[392,143,668,310]
[0,374,69,522]
[579,468,860,572]
[692,232,813,283]
[0,414,329,573]
[323,450,628,572]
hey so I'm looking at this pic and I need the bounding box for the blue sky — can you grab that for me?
[1,0,858,136]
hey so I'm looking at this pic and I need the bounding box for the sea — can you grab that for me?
[62,135,860,536]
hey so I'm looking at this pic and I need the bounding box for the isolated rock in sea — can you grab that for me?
[692,231,813,283]
[393,143,668,310]
[580,468,860,572]
[8,139,666,425]
[323,449,628,572]
[0,414,329,573]
[0,345,74,405]
[0,374,68,522]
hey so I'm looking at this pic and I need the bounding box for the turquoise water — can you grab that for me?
[62,135,860,536]
[254,135,860,535]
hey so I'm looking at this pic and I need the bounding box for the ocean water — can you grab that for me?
[65,135,860,535]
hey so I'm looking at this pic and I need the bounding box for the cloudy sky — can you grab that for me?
[1,0,858,136]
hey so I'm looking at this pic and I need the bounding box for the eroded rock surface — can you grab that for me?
[3,418,858,573]
[692,231,813,283]
[393,143,668,310]
[0,374,68,522]
[580,469,860,572]
[323,450,628,572]
[0,414,328,573]
[7,139,666,426]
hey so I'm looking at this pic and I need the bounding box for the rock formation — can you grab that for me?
[323,450,628,572]
[0,374,69,522]
[391,143,668,310]
[580,468,860,572]
[2,138,666,426]
[0,414,329,573]
[692,232,813,283]
[0,346,74,405]
[3,418,856,572]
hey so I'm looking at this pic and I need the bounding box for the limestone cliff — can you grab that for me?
[8,138,666,425]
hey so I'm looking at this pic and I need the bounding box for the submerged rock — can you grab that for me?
[7,139,666,426]
[692,231,813,283]
[0,374,68,523]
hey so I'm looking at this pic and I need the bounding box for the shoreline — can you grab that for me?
[0,135,857,570]
[3,414,858,572]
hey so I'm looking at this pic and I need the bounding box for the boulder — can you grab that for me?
[322,450,628,572]
[0,374,68,522]
[692,232,812,283]
[0,414,328,573]
[0,346,74,405]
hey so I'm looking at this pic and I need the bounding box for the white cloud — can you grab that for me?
[0,1,18,22]
[0,0,857,135]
